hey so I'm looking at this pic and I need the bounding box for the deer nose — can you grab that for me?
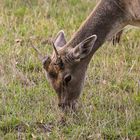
[58,103,66,109]
[58,101,76,111]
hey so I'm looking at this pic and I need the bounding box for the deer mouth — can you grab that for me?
[58,100,77,111]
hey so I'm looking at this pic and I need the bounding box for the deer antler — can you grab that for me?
[52,42,64,68]
[31,44,51,70]
[31,45,44,61]
[52,42,60,59]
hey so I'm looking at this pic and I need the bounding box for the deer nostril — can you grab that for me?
[58,103,62,108]
[58,103,64,108]
[58,101,77,111]
[58,103,67,110]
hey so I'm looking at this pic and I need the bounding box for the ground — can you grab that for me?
[0,0,140,139]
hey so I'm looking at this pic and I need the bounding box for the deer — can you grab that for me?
[33,0,140,111]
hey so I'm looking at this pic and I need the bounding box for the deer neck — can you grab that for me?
[65,0,128,61]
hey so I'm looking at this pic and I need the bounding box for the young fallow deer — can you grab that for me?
[33,0,140,110]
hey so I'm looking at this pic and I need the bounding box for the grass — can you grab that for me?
[0,0,140,139]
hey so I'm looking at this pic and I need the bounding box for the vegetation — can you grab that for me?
[0,0,140,139]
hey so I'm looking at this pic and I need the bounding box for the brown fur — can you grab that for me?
[42,0,140,110]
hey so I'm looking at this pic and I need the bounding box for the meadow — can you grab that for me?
[0,0,140,139]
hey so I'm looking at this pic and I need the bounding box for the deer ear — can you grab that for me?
[54,30,66,48]
[72,35,97,60]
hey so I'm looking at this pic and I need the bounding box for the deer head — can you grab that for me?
[32,0,140,111]
[40,30,97,110]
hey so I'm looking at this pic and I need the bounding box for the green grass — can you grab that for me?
[0,0,140,139]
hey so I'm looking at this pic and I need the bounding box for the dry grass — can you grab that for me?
[0,0,140,139]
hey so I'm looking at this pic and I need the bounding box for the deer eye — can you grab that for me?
[64,74,72,84]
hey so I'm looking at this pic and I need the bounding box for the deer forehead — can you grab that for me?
[48,64,60,75]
